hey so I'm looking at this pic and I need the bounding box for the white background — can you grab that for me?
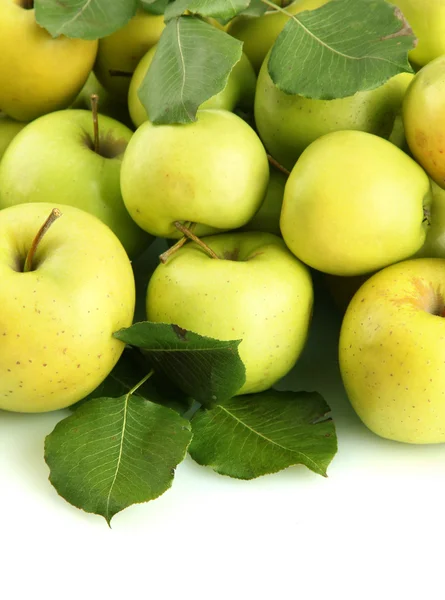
[1,272,444,600]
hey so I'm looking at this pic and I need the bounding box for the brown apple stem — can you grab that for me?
[159,224,195,264]
[23,208,62,273]
[267,154,290,177]
[173,221,220,259]
[21,0,34,9]
[108,69,134,78]
[90,94,100,154]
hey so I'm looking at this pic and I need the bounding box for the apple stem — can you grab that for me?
[108,69,134,78]
[23,208,62,273]
[159,224,195,264]
[267,154,290,176]
[174,221,220,259]
[90,94,100,154]
[22,0,34,8]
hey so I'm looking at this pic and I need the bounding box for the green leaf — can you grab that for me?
[34,0,138,40]
[268,0,415,100]
[237,0,267,17]
[45,392,192,524]
[165,0,250,23]
[189,391,337,479]
[114,321,246,407]
[138,16,243,124]
[73,347,191,414]
[140,0,170,15]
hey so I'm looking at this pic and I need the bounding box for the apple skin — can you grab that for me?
[0,202,135,413]
[339,257,445,444]
[280,130,431,276]
[0,109,151,258]
[390,0,445,68]
[120,109,269,238]
[0,0,98,121]
[0,113,27,161]
[255,58,413,170]
[403,56,445,189]
[128,46,256,128]
[227,0,330,73]
[146,231,313,395]
[241,167,287,235]
[414,181,445,259]
[94,8,165,103]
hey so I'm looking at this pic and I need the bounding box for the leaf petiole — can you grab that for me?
[128,369,155,397]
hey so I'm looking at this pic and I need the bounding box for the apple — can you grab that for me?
[0,0,98,121]
[0,112,27,161]
[128,46,256,128]
[403,55,445,189]
[241,167,287,235]
[414,181,445,259]
[390,0,445,68]
[94,8,165,104]
[146,231,313,395]
[0,109,151,258]
[227,0,330,73]
[280,130,431,276]
[120,109,270,238]
[0,202,135,413]
[255,57,414,170]
[339,257,445,444]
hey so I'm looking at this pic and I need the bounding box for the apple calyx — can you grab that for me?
[267,154,290,177]
[23,208,62,273]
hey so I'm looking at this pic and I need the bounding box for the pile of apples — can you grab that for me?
[1,0,445,449]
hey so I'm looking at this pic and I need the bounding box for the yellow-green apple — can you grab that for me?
[0,110,151,258]
[0,112,27,160]
[387,72,414,151]
[94,8,165,103]
[403,56,445,189]
[227,0,330,72]
[0,0,98,121]
[390,0,445,68]
[255,58,414,170]
[280,130,431,276]
[415,181,445,258]
[241,167,287,235]
[128,47,256,128]
[339,257,445,443]
[0,202,135,413]
[146,231,313,395]
[120,109,269,238]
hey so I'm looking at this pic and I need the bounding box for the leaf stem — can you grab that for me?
[159,222,195,264]
[90,94,100,154]
[267,154,291,176]
[260,0,293,16]
[173,221,219,259]
[128,369,154,397]
[23,208,62,273]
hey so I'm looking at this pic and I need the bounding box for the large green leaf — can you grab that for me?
[45,393,192,524]
[268,0,415,99]
[140,0,170,15]
[189,390,337,478]
[34,0,138,40]
[138,16,243,124]
[114,321,246,407]
[165,0,250,23]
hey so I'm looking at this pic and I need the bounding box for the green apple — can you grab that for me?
[0,112,27,161]
[0,109,151,258]
[146,231,313,395]
[241,167,287,235]
[0,0,98,121]
[94,8,165,103]
[71,71,133,130]
[390,0,445,68]
[403,56,445,189]
[128,46,257,128]
[387,72,415,151]
[280,130,431,276]
[227,0,330,73]
[0,202,135,413]
[255,57,414,170]
[339,257,445,443]
[120,109,269,238]
[415,181,445,258]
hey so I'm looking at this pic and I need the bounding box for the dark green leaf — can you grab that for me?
[189,390,337,478]
[165,0,250,23]
[140,0,170,15]
[72,347,191,414]
[114,321,246,407]
[237,0,267,17]
[34,0,138,40]
[138,16,243,124]
[268,0,415,99]
[45,393,192,524]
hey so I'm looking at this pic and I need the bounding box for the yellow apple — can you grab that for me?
[0,0,98,121]
[0,112,27,160]
[241,167,287,235]
[415,181,445,259]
